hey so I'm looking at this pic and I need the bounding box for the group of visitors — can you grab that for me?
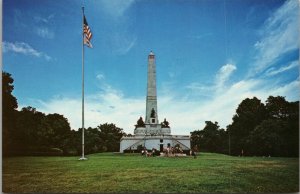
[141,147,158,157]
[140,145,198,158]
[163,146,184,157]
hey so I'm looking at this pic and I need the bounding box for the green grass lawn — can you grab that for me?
[2,152,299,193]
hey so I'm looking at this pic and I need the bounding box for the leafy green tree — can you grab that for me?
[264,96,299,156]
[83,127,104,154]
[12,106,73,155]
[266,96,290,119]
[286,101,299,156]
[190,130,201,151]
[227,96,298,157]
[227,97,266,155]
[201,121,220,152]
[46,113,71,148]
[191,121,227,153]
[14,107,48,152]
[2,72,18,110]
[97,123,125,152]
[2,72,18,156]
[62,129,81,155]
[190,96,298,157]
[247,119,288,156]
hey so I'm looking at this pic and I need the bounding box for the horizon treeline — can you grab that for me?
[3,71,299,157]
[191,96,299,157]
[3,71,125,156]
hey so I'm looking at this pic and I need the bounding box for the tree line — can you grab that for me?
[3,71,125,156]
[191,96,299,157]
[3,71,299,157]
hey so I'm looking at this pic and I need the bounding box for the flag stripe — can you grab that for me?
[83,15,92,48]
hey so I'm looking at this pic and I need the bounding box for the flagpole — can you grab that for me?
[80,6,87,160]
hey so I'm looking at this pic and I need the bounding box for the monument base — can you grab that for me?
[120,134,190,153]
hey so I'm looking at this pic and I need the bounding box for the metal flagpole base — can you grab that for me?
[78,157,88,160]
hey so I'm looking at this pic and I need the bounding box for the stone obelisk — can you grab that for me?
[119,51,190,153]
[145,51,158,125]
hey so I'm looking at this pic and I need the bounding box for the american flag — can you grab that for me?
[83,15,93,48]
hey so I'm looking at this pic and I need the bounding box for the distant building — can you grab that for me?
[120,51,190,153]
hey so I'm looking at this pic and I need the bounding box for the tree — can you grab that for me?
[2,71,127,156]
[81,127,104,154]
[190,96,298,157]
[191,121,227,153]
[2,72,18,156]
[190,130,201,151]
[286,101,299,157]
[247,119,288,156]
[62,129,81,155]
[227,96,298,157]
[266,96,290,119]
[264,96,299,156]
[11,106,73,155]
[14,107,48,152]
[2,72,18,111]
[227,97,266,155]
[97,123,125,152]
[201,121,220,152]
[45,113,71,149]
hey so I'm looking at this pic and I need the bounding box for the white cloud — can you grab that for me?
[100,0,135,18]
[267,77,300,101]
[34,14,55,39]
[34,14,55,24]
[26,60,299,135]
[115,37,137,55]
[215,64,236,92]
[96,73,105,80]
[31,91,145,134]
[13,9,55,40]
[265,61,299,76]
[250,0,298,76]
[3,41,51,61]
[36,27,55,39]
[3,41,40,57]
[161,78,260,134]
[184,64,237,98]
[185,82,212,93]
[161,77,299,134]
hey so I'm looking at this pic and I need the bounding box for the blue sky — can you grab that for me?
[3,0,299,134]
